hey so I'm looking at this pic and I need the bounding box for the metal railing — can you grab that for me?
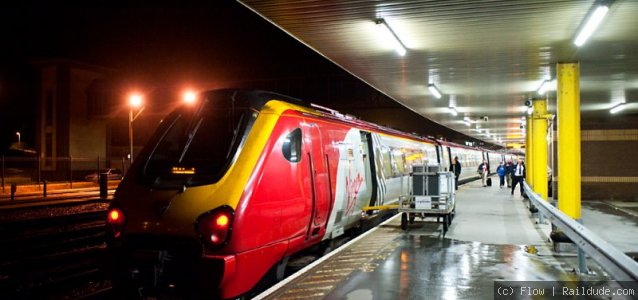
[1,155,128,194]
[523,182,638,285]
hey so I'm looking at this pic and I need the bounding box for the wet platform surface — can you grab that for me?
[257,179,634,300]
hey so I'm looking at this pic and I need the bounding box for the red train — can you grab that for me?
[106,89,513,298]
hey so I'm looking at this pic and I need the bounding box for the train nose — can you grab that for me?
[110,238,226,299]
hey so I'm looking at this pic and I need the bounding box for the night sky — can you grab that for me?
[0,1,475,154]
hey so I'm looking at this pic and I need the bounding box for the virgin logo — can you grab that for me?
[344,173,363,216]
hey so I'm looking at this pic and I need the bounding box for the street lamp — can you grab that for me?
[128,93,145,162]
[16,132,20,145]
[183,90,197,105]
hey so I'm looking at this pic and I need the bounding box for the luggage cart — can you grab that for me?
[399,164,456,235]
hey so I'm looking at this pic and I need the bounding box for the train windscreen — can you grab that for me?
[142,92,255,187]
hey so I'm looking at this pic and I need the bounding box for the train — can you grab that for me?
[106,89,518,299]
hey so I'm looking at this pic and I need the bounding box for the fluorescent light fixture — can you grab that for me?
[610,102,626,114]
[537,80,549,95]
[574,4,609,47]
[448,106,458,116]
[428,83,442,99]
[376,18,407,56]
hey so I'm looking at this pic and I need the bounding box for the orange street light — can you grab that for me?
[128,93,145,162]
[129,93,143,108]
[183,90,197,105]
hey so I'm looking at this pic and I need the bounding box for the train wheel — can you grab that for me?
[401,213,408,230]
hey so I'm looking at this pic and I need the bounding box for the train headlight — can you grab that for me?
[196,206,234,251]
[106,207,126,238]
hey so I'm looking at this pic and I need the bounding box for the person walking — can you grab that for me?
[477,160,489,187]
[497,162,506,189]
[505,159,513,188]
[450,156,461,191]
[511,158,526,196]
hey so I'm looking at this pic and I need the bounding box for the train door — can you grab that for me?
[435,145,442,170]
[360,131,378,207]
[305,123,330,238]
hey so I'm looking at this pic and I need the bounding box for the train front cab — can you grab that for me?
[107,90,344,299]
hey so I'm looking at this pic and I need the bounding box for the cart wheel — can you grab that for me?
[401,213,408,230]
[442,215,449,234]
[409,213,415,224]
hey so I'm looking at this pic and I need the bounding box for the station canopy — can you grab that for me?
[239,0,638,147]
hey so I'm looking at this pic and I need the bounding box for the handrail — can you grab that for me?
[523,182,638,285]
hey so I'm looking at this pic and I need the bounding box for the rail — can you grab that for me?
[523,182,638,285]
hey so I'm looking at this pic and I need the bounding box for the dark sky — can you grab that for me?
[0,1,346,151]
[0,1,484,153]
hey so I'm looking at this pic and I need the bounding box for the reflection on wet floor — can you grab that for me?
[264,181,636,300]
[324,224,577,300]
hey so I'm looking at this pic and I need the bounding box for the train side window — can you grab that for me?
[282,128,302,163]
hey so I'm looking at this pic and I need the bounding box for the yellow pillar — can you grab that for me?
[526,116,534,188]
[557,63,581,219]
[532,98,549,200]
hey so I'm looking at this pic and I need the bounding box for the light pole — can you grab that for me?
[128,94,144,163]
[16,132,20,146]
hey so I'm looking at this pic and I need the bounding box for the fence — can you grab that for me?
[1,155,129,193]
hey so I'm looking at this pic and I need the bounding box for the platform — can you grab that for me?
[255,178,624,300]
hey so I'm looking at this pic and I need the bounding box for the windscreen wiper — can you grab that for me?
[226,113,245,159]
[178,118,203,163]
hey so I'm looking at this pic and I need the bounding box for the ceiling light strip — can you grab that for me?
[610,102,626,114]
[574,4,609,47]
[428,83,442,99]
[376,18,407,56]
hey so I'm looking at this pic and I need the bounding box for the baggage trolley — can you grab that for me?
[399,164,456,235]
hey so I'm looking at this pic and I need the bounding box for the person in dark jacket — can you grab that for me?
[510,158,526,196]
[504,159,513,188]
[450,156,461,190]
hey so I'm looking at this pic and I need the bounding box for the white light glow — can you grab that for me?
[428,84,442,99]
[376,19,406,56]
[574,5,609,47]
[463,120,471,126]
[527,107,533,115]
[610,102,626,114]
[448,106,458,116]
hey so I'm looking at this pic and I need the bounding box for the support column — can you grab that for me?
[532,98,549,200]
[557,62,586,274]
[526,116,534,188]
[557,63,581,219]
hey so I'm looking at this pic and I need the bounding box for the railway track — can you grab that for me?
[0,202,112,299]
[0,198,396,299]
